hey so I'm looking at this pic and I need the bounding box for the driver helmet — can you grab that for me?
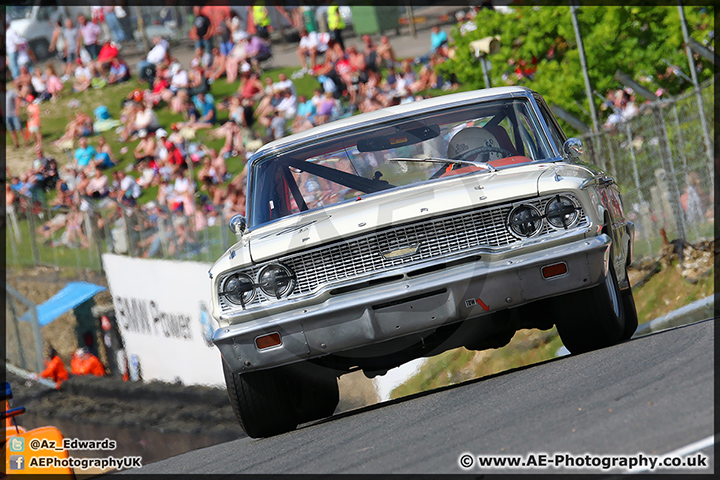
[446,126,503,162]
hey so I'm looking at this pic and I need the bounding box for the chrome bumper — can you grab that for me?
[215,234,611,374]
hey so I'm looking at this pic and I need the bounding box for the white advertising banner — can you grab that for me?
[102,254,224,387]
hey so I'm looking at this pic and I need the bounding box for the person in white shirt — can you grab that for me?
[118,170,142,200]
[273,72,296,97]
[6,20,26,79]
[276,89,298,119]
[137,36,168,83]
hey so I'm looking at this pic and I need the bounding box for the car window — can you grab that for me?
[249,97,555,228]
[534,94,566,154]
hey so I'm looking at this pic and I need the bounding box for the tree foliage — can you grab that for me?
[437,5,715,136]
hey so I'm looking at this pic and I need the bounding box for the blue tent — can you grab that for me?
[19,282,106,326]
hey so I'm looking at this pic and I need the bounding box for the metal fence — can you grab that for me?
[580,77,715,259]
[5,79,715,270]
[6,192,232,272]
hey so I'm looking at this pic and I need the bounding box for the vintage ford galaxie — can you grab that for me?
[209,87,637,437]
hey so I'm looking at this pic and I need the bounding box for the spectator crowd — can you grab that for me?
[6,4,468,260]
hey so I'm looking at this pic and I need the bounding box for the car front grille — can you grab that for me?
[218,194,588,313]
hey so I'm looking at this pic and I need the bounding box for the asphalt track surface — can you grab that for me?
[122,319,714,474]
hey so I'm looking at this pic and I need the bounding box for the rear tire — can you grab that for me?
[223,361,299,438]
[555,262,626,354]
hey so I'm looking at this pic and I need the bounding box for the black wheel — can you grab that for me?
[30,39,50,61]
[223,361,299,438]
[620,286,639,340]
[554,261,626,354]
[293,367,339,424]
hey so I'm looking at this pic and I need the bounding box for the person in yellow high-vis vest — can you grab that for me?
[252,1,271,40]
[327,2,345,51]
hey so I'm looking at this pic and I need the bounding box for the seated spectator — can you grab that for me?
[191,46,213,70]
[44,63,64,100]
[31,69,52,102]
[134,102,161,133]
[237,69,264,101]
[95,41,120,77]
[14,65,34,99]
[133,129,157,165]
[314,91,337,125]
[292,94,316,133]
[55,111,94,147]
[225,33,249,83]
[73,137,97,171]
[274,72,296,96]
[206,47,226,81]
[86,166,110,198]
[116,170,143,204]
[376,35,397,68]
[245,34,272,72]
[72,58,93,93]
[137,36,169,83]
[187,64,210,97]
[276,88,298,119]
[107,57,130,84]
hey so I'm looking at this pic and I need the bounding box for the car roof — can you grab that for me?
[254,86,534,157]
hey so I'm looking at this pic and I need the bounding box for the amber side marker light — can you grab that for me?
[256,332,282,350]
[542,262,568,279]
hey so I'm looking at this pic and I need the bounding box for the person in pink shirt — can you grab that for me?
[78,14,102,60]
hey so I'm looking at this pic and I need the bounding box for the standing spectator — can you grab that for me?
[6,18,28,79]
[192,6,214,53]
[25,95,42,148]
[104,4,127,42]
[48,20,65,62]
[327,2,346,52]
[78,14,102,60]
[218,16,234,57]
[5,86,24,148]
[250,1,271,40]
[61,18,80,81]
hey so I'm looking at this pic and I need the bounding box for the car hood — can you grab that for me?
[245,163,556,263]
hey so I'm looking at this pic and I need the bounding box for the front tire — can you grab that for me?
[223,361,299,438]
[555,261,626,354]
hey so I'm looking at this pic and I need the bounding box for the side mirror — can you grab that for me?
[563,137,583,159]
[229,214,247,236]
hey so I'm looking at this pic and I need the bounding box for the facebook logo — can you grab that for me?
[9,455,25,470]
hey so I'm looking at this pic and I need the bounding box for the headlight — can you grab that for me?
[545,195,579,229]
[258,264,296,299]
[508,204,543,237]
[221,273,256,307]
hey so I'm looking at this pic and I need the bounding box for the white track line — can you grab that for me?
[628,434,715,474]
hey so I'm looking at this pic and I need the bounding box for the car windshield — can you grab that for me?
[249,97,557,228]
[8,6,34,20]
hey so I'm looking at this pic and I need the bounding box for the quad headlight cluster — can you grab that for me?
[507,195,580,238]
[221,264,296,308]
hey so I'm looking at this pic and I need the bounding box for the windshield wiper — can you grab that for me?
[389,157,497,172]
